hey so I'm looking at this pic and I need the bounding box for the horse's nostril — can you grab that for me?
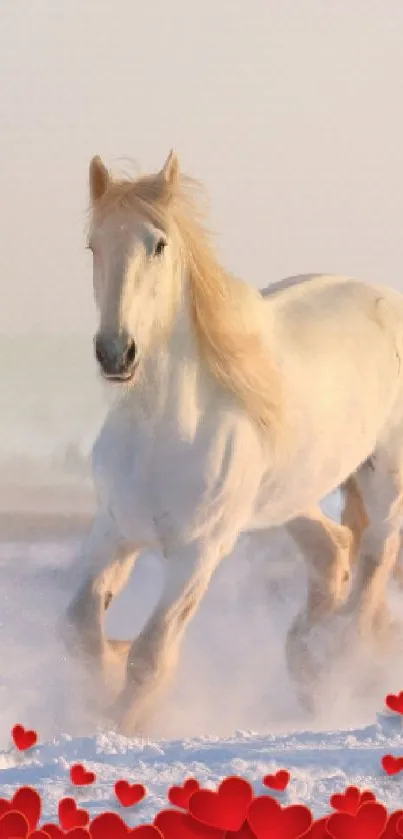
[126,340,136,366]
[95,338,106,366]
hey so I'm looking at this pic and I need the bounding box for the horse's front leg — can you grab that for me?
[61,510,142,690]
[109,539,225,735]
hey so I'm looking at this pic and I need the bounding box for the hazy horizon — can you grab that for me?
[1,0,403,335]
[2,0,403,472]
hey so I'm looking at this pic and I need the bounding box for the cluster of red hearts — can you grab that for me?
[4,689,403,839]
[2,774,403,839]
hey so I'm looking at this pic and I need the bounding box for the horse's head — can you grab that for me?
[88,151,181,383]
[86,151,282,439]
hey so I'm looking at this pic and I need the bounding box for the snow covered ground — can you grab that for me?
[1,489,403,827]
[1,717,403,825]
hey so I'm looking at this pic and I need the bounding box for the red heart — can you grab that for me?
[90,813,131,839]
[29,832,52,839]
[41,826,64,839]
[114,781,146,808]
[90,812,162,838]
[35,825,87,839]
[11,725,38,752]
[382,810,403,838]
[263,771,290,792]
[247,795,313,839]
[0,805,10,822]
[326,801,387,839]
[330,786,375,816]
[385,692,403,715]
[360,791,376,805]
[168,779,200,810]
[154,809,225,839]
[0,811,29,839]
[70,764,96,786]
[330,786,361,815]
[188,776,253,832]
[381,754,403,776]
[11,788,41,832]
[226,821,256,839]
[304,818,330,839]
[58,799,89,831]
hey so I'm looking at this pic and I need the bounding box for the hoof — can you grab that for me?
[105,699,144,737]
[286,611,350,710]
[294,684,316,716]
[106,683,157,738]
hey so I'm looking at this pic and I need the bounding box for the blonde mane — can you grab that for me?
[91,168,283,436]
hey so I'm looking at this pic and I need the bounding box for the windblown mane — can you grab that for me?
[91,170,283,436]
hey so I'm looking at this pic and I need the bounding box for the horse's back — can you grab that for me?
[261,273,403,336]
[260,273,334,299]
[261,273,403,466]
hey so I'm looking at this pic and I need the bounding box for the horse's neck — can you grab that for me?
[129,287,215,437]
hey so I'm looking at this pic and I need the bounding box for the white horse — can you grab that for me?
[63,150,403,734]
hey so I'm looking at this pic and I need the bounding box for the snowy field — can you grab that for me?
[1,488,403,830]
[2,716,403,826]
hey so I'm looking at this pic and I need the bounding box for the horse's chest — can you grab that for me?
[94,417,221,542]
[147,436,215,530]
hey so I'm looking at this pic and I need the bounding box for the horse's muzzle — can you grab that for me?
[94,332,137,382]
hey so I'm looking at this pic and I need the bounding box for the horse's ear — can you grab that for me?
[159,150,180,188]
[89,156,110,202]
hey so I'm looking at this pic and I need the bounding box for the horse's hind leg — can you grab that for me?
[285,506,353,707]
[287,506,353,624]
[341,476,368,567]
[342,474,403,587]
[344,452,403,643]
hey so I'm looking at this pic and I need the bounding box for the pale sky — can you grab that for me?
[1,0,403,334]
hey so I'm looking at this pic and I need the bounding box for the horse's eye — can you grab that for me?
[154,238,166,256]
